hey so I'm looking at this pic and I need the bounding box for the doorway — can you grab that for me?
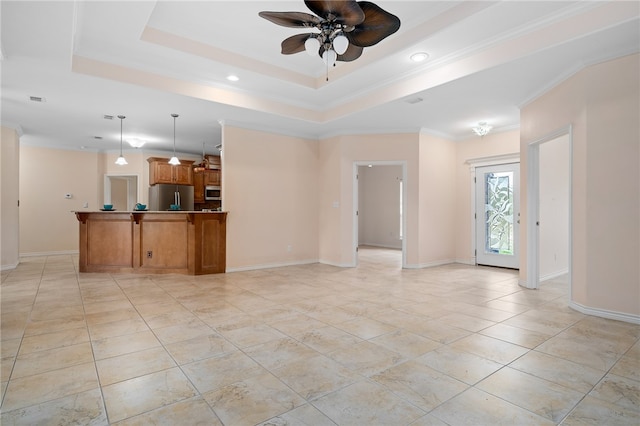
[104,175,138,210]
[353,161,407,268]
[527,127,572,290]
[475,163,520,269]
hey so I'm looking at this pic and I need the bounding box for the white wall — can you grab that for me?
[358,165,402,249]
[539,134,570,280]
[1,126,21,269]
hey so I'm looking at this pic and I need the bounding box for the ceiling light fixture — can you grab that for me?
[410,52,429,62]
[226,75,239,82]
[168,114,180,165]
[127,138,146,148]
[194,142,209,173]
[115,115,128,165]
[259,1,400,80]
[472,122,492,137]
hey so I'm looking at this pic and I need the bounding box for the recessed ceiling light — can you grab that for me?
[93,136,103,140]
[29,96,45,102]
[103,115,114,120]
[410,52,429,62]
[227,75,239,82]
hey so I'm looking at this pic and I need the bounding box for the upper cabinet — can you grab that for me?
[204,169,221,186]
[148,157,195,185]
[206,155,221,170]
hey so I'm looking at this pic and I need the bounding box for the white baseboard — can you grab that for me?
[1,261,19,271]
[540,269,569,282]
[358,243,402,250]
[318,259,355,268]
[455,257,476,266]
[403,259,456,269]
[569,300,640,325]
[20,250,79,257]
[226,259,319,273]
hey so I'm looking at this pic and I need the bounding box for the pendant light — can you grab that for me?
[168,113,180,165]
[115,115,128,165]
[194,141,209,173]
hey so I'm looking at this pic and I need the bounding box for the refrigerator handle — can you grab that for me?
[177,191,181,207]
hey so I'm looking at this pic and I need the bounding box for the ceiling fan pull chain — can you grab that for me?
[326,57,329,81]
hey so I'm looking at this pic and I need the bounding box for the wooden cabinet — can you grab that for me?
[206,155,221,169]
[75,211,227,275]
[148,157,194,185]
[204,169,221,186]
[193,172,204,203]
[193,155,222,206]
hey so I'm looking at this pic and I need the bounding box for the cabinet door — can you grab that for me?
[174,164,193,185]
[154,162,175,184]
[204,170,221,186]
[193,172,204,203]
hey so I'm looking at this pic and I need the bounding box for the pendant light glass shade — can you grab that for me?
[304,37,320,56]
[322,49,337,66]
[115,115,128,165]
[169,113,180,165]
[333,34,349,55]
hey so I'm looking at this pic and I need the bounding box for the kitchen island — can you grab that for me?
[74,211,226,275]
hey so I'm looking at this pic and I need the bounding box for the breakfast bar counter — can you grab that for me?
[74,211,227,275]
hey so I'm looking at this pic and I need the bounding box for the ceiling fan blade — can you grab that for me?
[304,0,365,26]
[346,1,400,47]
[259,11,321,28]
[337,44,363,62]
[281,33,312,55]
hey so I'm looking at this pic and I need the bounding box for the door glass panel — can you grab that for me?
[484,171,514,255]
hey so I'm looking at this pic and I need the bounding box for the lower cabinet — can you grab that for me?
[75,211,227,275]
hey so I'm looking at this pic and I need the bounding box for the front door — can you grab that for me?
[476,163,520,269]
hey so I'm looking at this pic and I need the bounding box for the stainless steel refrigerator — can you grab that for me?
[148,184,194,211]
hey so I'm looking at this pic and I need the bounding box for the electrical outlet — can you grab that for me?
[83,202,89,208]
[287,245,292,252]
[146,251,153,259]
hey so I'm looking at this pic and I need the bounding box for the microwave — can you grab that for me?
[205,185,221,201]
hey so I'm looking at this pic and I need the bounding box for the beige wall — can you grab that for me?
[222,126,319,270]
[19,146,101,255]
[454,130,520,264]
[521,53,639,318]
[1,126,21,269]
[319,133,421,266]
[418,132,457,266]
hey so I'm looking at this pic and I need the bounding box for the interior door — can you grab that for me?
[476,163,520,269]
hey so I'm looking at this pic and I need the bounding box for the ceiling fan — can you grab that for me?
[259,1,401,68]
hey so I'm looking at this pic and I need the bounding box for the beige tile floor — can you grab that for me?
[1,247,639,425]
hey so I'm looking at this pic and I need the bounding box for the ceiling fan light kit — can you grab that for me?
[260,0,400,79]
